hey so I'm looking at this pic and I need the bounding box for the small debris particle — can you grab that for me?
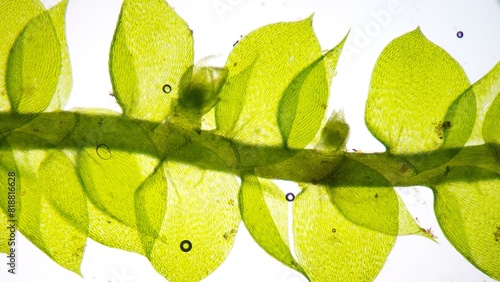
[421,227,438,239]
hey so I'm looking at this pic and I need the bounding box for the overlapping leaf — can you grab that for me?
[483,76,500,160]
[0,209,10,253]
[365,28,473,171]
[464,62,500,146]
[325,158,425,236]
[239,175,306,276]
[6,0,70,113]
[1,133,86,274]
[431,166,500,279]
[293,186,396,281]
[0,0,45,112]
[142,143,240,282]
[73,110,159,254]
[216,16,342,150]
[109,0,194,123]
[1,0,71,133]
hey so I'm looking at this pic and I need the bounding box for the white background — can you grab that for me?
[2,0,500,281]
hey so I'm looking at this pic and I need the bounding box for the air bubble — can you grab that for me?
[96,144,111,160]
[180,240,192,252]
[162,84,172,93]
[456,31,463,38]
[332,228,336,233]
[285,192,295,202]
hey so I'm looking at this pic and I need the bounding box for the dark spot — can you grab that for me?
[285,192,295,202]
[96,144,112,160]
[233,62,238,67]
[162,84,172,94]
[494,226,500,242]
[195,129,202,135]
[33,128,39,132]
[311,178,318,185]
[107,220,111,224]
[180,240,192,252]
[223,228,237,240]
[457,31,464,38]
[445,166,450,175]
[374,193,379,198]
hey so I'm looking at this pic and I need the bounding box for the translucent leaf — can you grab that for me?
[432,166,500,279]
[6,1,65,113]
[239,175,306,276]
[215,16,324,147]
[293,186,396,281]
[144,143,240,282]
[467,61,500,145]
[365,28,472,171]
[45,0,72,111]
[483,85,500,160]
[396,192,432,238]
[109,0,194,123]
[326,158,422,236]
[37,150,88,274]
[4,133,86,275]
[76,113,159,231]
[0,209,11,253]
[0,0,45,112]
[67,109,157,254]
[277,42,344,149]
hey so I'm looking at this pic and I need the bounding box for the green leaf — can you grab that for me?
[293,185,396,281]
[277,49,337,149]
[0,0,45,112]
[3,133,86,275]
[75,113,159,230]
[466,61,500,146]
[0,209,11,254]
[109,0,194,123]
[395,192,432,238]
[216,16,324,147]
[326,157,408,236]
[365,28,472,171]
[37,150,88,274]
[239,175,306,276]
[67,109,159,254]
[483,80,500,161]
[45,0,72,111]
[432,166,500,279]
[144,142,240,282]
[6,1,68,113]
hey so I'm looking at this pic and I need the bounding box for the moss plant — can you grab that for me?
[0,0,499,281]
